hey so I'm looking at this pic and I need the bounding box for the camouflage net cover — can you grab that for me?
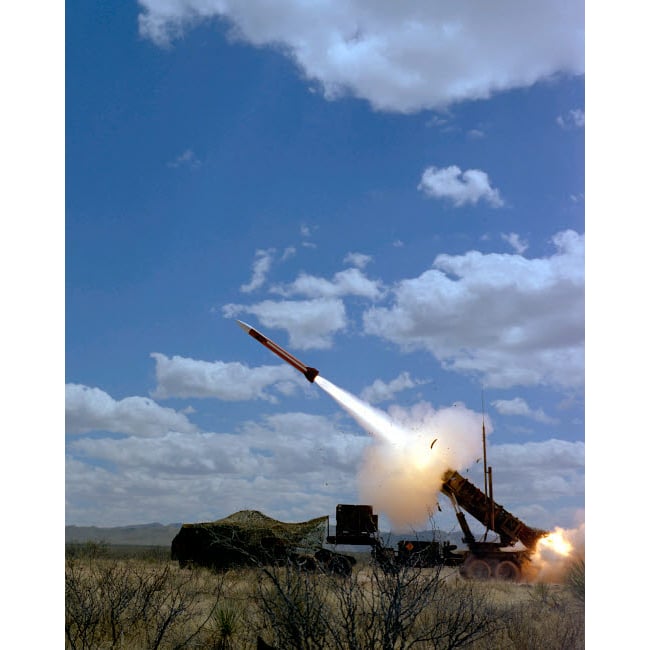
[201,510,328,550]
[172,510,329,568]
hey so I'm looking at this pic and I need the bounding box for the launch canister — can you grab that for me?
[236,320,320,383]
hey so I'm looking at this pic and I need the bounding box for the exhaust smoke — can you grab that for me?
[527,523,585,582]
[234,320,585,573]
[315,375,484,529]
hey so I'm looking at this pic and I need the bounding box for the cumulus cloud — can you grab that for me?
[167,148,201,169]
[66,412,371,526]
[150,353,300,401]
[487,439,584,501]
[557,108,585,129]
[344,252,372,269]
[491,397,558,424]
[137,1,584,113]
[272,268,383,300]
[426,114,451,129]
[452,438,584,529]
[418,165,504,207]
[300,224,312,237]
[240,248,275,293]
[501,232,529,254]
[360,372,425,404]
[466,129,485,140]
[66,398,582,529]
[223,298,347,349]
[363,230,584,389]
[281,246,296,261]
[65,384,199,437]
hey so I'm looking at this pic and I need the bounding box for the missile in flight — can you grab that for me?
[236,320,320,383]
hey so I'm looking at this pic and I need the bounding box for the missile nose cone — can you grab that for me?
[236,320,252,333]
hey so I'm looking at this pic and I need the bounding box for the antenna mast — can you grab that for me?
[482,390,488,505]
[481,390,496,536]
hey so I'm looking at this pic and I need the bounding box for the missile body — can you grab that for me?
[236,320,320,383]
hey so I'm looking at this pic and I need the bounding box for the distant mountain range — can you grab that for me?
[66,523,183,546]
[66,521,468,549]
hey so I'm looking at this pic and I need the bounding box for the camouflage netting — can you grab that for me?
[171,510,329,570]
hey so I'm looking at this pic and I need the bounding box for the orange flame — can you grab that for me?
[538,528,573,557]
[522,525,581,583]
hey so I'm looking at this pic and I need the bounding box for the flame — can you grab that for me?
[523,524,583,583]
[538,528,573,557]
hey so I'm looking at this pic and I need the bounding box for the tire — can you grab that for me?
[494,560,521,582]
[296,555,317,571]
[464,558,491,580]
[328,555,352,577]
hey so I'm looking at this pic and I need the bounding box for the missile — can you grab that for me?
[236,320,320,383]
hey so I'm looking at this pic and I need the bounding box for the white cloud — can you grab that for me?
[344,252,372,269]
[455,438,584,529]
[67,411,582,530]
[137,1,584,113]
[418,165,504,207]
[150,353,300,401]
[281,246,296,261]
[501,232,529,254]
[425,114,451,129]
[360,371,425,404]
[363,230,584,389]
[557,108,585,129]
[167,148,201,168]
[65,384,199,437]
[223,298,347,349]
[272,267,383,300]
[240,248,274,293]
[66,412,370,526]
[488,439,584,501]
[466,129,485,140]
[491,397,558,424]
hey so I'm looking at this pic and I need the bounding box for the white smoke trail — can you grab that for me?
[315,376,486,530]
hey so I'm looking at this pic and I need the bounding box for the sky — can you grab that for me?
[64,0,586,536]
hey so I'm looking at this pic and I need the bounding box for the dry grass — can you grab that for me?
[65,546,584,649]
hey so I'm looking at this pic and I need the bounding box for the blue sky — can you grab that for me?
[65,1,585,533]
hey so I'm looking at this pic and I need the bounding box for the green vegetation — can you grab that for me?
[65,545,584,649]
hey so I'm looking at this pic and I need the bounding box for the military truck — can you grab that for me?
[171,509,357,575]
[440,469,548,580]
[326,473,548,580]
[172,472,547,581]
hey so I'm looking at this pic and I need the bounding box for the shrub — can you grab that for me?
[65,558,221,649]
[65,550,585,649]
[565,556,585,603]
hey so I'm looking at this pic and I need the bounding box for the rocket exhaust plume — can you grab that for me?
[234,321,582,541]
[235,321,482,528]
[314,376,484,529]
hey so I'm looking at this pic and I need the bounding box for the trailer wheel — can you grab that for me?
[296,555,317,571]
[464,559,491,580]
[494,560,520,582]
[328,555,352,577]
